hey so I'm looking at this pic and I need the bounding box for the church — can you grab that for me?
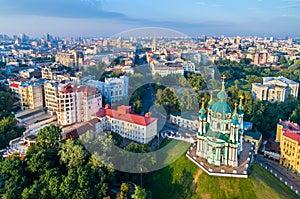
[196,77,244,167]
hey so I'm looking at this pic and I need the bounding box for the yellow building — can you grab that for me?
[276,120,300,173]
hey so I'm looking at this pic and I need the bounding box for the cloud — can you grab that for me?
[196,2,208,6]
[282,0,300,2]
[212,4,224,7]
[0,0,126,19]
[281,4,300,8]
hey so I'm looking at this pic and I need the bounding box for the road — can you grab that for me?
[255,155,300,193]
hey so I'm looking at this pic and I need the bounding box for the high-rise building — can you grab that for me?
[44,81,102,126]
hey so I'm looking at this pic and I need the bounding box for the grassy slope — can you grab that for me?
[144,155,298,199]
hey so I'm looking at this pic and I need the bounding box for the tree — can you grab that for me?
[0,116,18,149]
[59,139,89,168]
[117,183,131,199]
[279,56,287,65]
[132,185,147,199]
[155,88,180,114]
[124,143,150,153]
[133,100,143,114]
[0,156,28,199]
[0,91,14,119]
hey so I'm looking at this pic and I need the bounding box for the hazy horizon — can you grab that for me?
[1,0,300,38]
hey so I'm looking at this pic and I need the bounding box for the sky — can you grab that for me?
[0,0,300,37]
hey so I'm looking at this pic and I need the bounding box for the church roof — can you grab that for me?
[212,100,233,117]
[211,76,233,117]
[206,129,230,142]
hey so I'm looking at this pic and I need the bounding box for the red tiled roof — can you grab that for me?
[284,133,300,145]
[10,83,19,88]
[96,107,157,126]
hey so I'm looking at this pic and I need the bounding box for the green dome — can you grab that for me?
[232,114,238,121]
[231,114,239,125]
[199,109,206,114]
[217,90,227,100]
[211,100,233,117]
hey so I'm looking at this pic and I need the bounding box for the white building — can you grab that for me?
[150,63,184,77]
[83,76,129,104]
[182,61,196,72]
[96,105,157,144]
[169,113,199,131]
[252,76,299,102]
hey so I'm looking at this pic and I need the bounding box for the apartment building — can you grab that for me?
[55,50,84,70]
[44,81,102,126]
[252,76,299,102]
[276,120,300,173]
[9,79,44,110]
[96,105,157,144]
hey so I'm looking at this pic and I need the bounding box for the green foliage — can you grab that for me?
[0,91,14,120]
[132,185,147,199]
[186,73,207,91]
[0,156,28,199]
[83,63,106,81]
[155,88,180,114]
[59,139,89,168]
[0,126,115,199]
[132,100,143,114]
[179,89,199,111]
[0,116,20,149]
[117,183,132,199]
[279,56,287,65]
[124,143,150,153]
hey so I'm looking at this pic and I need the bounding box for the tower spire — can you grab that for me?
[221,75,226,91]
[239,96,244,112]
[199,98,206,120]
[201,98,205,110]
[234,103,238,114]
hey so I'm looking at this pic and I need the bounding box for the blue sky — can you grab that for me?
[0,0,300,37]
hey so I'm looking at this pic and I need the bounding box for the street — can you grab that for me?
[255,155,300,194]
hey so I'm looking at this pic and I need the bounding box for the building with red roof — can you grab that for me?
[96,105,157,144]
[276,120,300,173]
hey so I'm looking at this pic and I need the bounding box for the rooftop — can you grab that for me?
[97,105,157,126]
[244,131,262,141]
[284,133,300,145]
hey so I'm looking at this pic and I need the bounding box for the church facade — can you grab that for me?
[196,79,244,167]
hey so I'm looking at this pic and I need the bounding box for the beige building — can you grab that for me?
[9,79,44,110]
[44,81,102,126]
[55,50,84,70]
[252,76,299,102]
[96,105,157,144]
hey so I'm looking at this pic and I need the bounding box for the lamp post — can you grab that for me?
[140,167,143,187]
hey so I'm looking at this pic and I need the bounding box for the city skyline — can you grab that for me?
[1,0,300,37]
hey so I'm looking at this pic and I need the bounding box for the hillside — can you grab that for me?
[144,155,298,199]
